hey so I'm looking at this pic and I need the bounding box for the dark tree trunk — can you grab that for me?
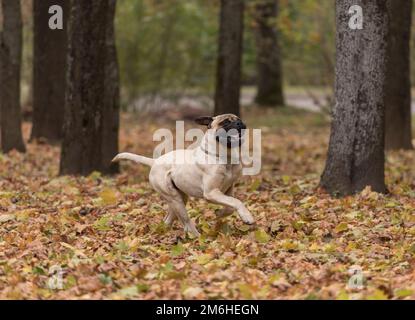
[214,0,244,116]
[31,0,69,143]
[102,0,120,174]
[254,0,284,107]
[60,0,115,176]
[0,0,26,153]
[384,0,413,150]
[320,0,389,196]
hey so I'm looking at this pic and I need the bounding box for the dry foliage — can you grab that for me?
[0,109,414,300]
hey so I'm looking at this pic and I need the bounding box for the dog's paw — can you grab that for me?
[243,216,255,225]
[239,208,255,225]
[184,223,201,238]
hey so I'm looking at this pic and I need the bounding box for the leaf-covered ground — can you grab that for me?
[0,108,414,300]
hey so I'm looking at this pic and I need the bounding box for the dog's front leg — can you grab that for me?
[204,189,255,225]
[215,185,235,218]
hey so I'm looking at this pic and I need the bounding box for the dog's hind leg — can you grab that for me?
[160,175,199,237]
[163,195,187,226]
[163,208,177,226]
[168,199,200,237]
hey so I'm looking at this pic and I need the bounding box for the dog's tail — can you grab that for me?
[112,152,155,167]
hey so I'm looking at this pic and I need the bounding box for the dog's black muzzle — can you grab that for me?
[215,120,247,148]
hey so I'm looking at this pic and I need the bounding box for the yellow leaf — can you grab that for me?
[309,243,320,251]
[335,222,348,233]
[171,243,184,257]
[336,290,349,300]
[16,209,36,222]
[282,240,299,251]
[282,175,291,184]
[196,254,213,265]
[367,289,388,300]
[238,283,254,299]
[100,188,117,205]
[385,202,398,208]
[237,224,250,232]
[255,229,270,243]
[292,220,306,231]
[395,289,413,298]
[250,179,261,191]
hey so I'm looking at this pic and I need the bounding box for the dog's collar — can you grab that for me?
[200,145,220,159]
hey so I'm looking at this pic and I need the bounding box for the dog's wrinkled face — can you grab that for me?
[195,114,247,148]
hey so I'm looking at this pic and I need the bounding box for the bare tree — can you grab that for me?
[321,0,389,196]
[214,0,244,116]
[31,0,69,143]
[0,0,26,153]
[384,0,413,150]
[60,0,119,175]
[253,0,284,107]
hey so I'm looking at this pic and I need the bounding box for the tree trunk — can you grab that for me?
[214,0,244,116]
[31,0,69,143]
[0,0,26,153]
[254,0,284,107]
[60,0,114,176]
[102,0,120,174]
[320,0,389,196]
[384,0,413,150]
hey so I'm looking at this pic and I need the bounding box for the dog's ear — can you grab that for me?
[195,116,213,127]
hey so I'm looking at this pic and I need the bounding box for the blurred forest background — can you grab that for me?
[16,0,335,111]
[14,0,415,112]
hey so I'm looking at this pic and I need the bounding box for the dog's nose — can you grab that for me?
[235,120,246,130]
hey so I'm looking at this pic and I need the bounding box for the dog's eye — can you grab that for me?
[221,119,231,126]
